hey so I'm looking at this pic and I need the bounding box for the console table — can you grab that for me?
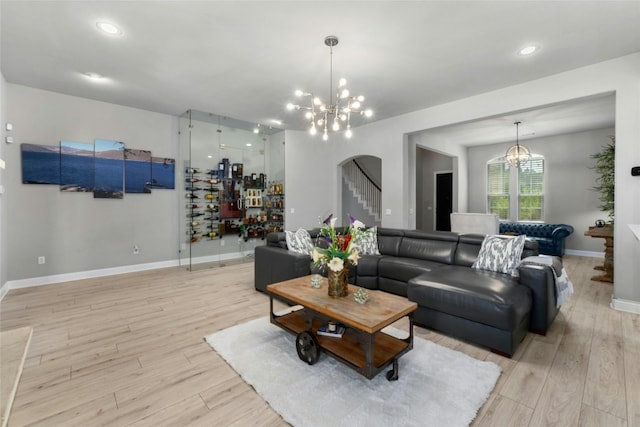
[584,225,613,283]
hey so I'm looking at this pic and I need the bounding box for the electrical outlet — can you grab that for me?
[38,256,45,264]
[133,245,139,255]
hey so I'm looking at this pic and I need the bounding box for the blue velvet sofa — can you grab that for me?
[499,222,574,256]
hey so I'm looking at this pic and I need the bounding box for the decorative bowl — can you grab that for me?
[310,274,323,288]
[353,287,369,304]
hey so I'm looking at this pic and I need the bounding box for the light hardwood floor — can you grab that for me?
[0,256,638,426]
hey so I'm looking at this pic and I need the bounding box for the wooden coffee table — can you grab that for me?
[267,275,417,381]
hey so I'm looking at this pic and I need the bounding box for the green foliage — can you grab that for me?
[590,136,615,222]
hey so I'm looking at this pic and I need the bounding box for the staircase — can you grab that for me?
[343,160,381,223]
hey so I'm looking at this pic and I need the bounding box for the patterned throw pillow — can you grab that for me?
[472,234,526,277]
[285,228,314,256]
[352,226,380,255]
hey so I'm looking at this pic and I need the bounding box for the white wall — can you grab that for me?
[415,148,454,231]
[0,72,7,297]
[466,127,614,253]
[4,85,179,282]
[284,53,640,309]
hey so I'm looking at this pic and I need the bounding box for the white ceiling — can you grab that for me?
[1,1,638,142]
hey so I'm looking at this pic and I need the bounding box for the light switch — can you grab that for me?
[5,136,14,144]
[290,208,295,214]
[5,123,12,132]
[385,209,391,215]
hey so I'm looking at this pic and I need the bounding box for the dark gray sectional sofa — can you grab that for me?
[254,227,560,357]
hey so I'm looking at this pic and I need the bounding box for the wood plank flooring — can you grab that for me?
[0,255,638,426]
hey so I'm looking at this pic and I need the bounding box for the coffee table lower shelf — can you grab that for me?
[271,307,412,380]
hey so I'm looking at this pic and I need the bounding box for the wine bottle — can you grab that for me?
[189,212,205,217]
[186,204,203,209]
[185,178,201,183]
[203,216,219,221]
[190,236,199,243]
[203,231,217,238]
[205,194,216,200]
[185,168,201,174]
[186,194,200,199]
[190,221,202,226]
[185,186,204,191]
[187,229,201,235]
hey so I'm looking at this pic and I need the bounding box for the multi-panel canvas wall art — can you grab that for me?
[125,149,152,194]
[94,139,125,199]
[61,141,94,192]
[151,157,176,190]
[20,139,175,198]
[21,143,61,185]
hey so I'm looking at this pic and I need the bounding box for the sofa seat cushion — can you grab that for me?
[407,266,532,332]
[378,256,443,283]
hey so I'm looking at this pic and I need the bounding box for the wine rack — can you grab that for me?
[264,180,284,233]
[186,161,276,244]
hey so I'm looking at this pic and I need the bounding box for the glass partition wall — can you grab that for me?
[179,110,285,271]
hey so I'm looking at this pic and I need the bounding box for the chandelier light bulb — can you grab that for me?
[314,97,322,106]
[364,110,373,117]
[346,127,352,138]
[357,95,364,102]
[340,89,350,99]
[352,101,361,109]
[339,78,347,87]
[295,90,304,97]
[286,103,295,110]
[323,132,329,141]
[332,119,340,131]
[317,118,324,126]
[340,114,347,121]
[310,125,317,135]
[305,111,313,119]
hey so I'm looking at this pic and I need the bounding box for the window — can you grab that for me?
[487,155,544,221]
[487,162,510,220]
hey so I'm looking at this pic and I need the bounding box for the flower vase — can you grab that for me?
[327,264,349,297]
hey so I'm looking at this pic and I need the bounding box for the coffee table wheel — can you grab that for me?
[296,330,320,365]
[386,359,399,381]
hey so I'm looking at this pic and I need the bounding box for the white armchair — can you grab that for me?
[450,213,499,235]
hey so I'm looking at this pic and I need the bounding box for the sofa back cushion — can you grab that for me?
[398,230,458,264]
[454,233,486,267]
[376,228,404,256]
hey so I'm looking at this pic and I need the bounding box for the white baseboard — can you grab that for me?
[4,259,181,292]
[0,282,9,301]
[0,251,256,300]
[610,297,640,315]
[564,249,604,258]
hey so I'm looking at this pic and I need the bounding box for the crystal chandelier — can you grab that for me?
[505,121,531,167]
[286,35,372,140]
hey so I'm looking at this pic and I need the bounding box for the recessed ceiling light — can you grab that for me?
[83,72,105,81]
[518,45,539,56]
[96,21,122,36]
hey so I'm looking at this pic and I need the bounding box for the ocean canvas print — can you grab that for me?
[94,139,125,199]
[125,148,152,193]
[21,143,61,185]
[150,157,175,190]
[60,140,94,192]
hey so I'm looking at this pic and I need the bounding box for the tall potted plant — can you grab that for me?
[591,136,615,224]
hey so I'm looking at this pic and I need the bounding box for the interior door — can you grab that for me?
[435,172,453,231]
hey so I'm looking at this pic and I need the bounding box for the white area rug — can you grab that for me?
[205,317,500,427]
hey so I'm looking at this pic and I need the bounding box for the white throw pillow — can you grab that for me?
[285,228,314,256]
[472,234,526,277]
[352,226,380,255]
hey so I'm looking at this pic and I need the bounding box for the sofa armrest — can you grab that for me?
[552,224,574,241]
[518,264,559,334]
[254,246,311,292]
